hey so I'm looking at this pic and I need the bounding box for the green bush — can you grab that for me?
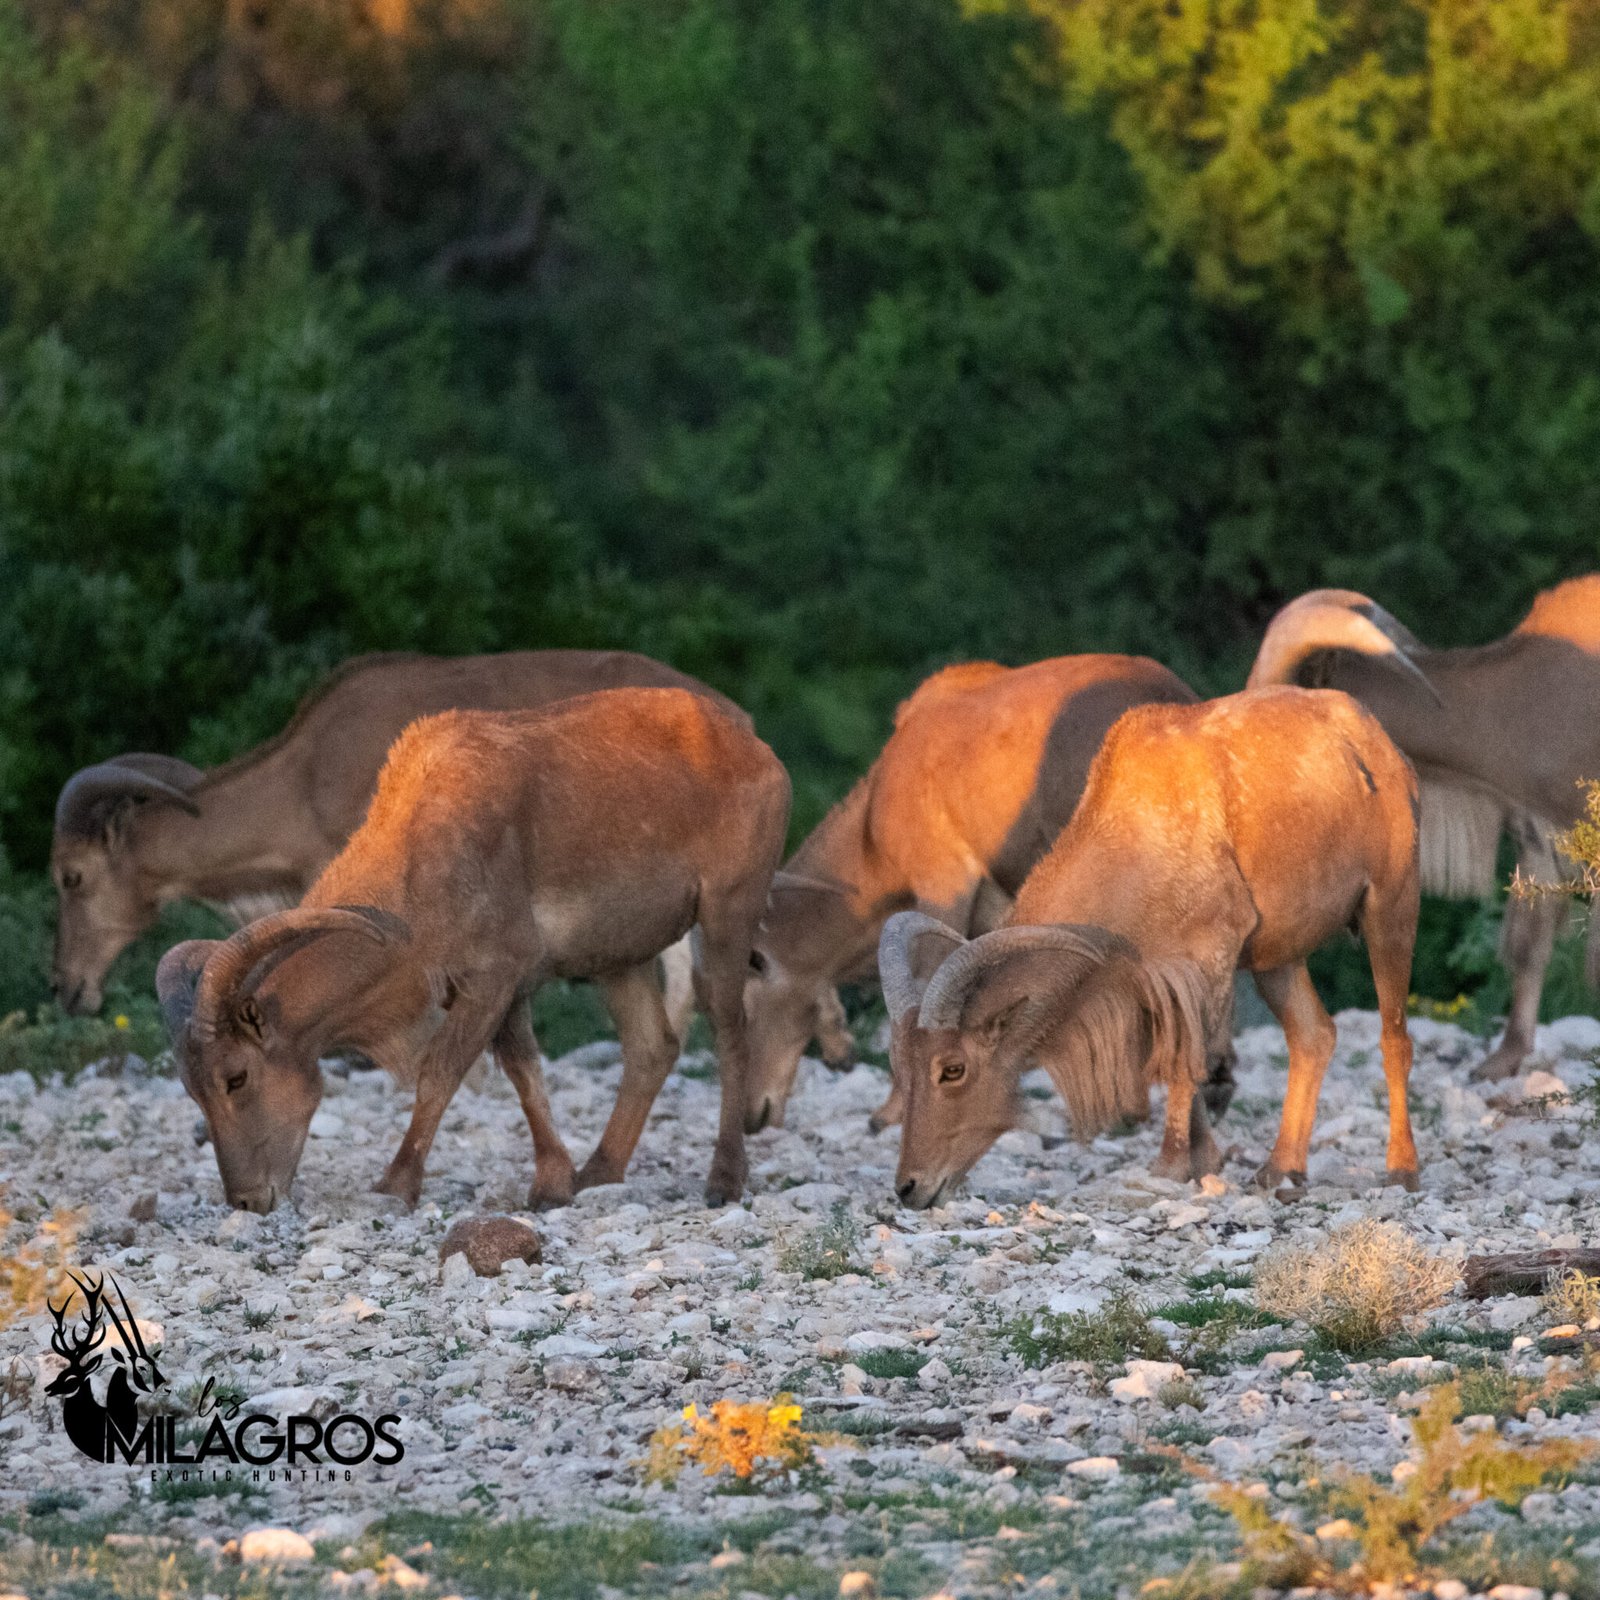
[0,0,199,371]
[1,0,1598,1033]
[527,0,1232,804]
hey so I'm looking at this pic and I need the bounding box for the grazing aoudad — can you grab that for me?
[1248,574,1600,1081]
[50,649,742,1019]
[156,688,790,1212]
[741,653,1198,1135]
[880,687,1421,1208]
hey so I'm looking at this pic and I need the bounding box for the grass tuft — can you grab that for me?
[1151,1291,1273,1372]
[852,1347,928,1380]
[351,1512,705,1599]
[148,1472,264,1505]
[1005,1289,1171,1369]
[1181,1267,1253,1293]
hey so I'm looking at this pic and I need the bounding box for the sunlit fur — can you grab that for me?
[742,653,1197,1131]
[1248,576,1600,1080]
[889,687,1421,1209]
[51,649,742,1017]
[159,688,788,1214]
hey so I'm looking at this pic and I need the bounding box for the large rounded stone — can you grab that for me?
[438,1214,543,1277]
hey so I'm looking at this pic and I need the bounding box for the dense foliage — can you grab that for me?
[1,0,1597,1018]
[1018,0,1600,629]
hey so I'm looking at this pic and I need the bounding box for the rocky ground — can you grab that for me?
[4,1010,1600,1599]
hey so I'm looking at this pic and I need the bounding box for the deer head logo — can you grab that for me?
[44,1270,166,1463]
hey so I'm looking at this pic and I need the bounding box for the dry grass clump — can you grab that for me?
[1157,1376,1205,1411]
[1546,1266,1600,1327]
[1253,1219,1456,1352]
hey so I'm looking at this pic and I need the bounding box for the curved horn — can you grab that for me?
[107,753,204,789]
[767,869,855,900]
[54,762,201,835]
[192,906,401,1040]
[155,939,220,1042]
[877,911,964,1022]
[1247,589,1441,704]
[918,923,1135,1032]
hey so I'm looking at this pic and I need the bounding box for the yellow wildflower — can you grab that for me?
[644,1394,815,1485]
[1,1195,82,1329]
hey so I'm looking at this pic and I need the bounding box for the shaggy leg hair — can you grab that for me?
[1417,779,1502,899]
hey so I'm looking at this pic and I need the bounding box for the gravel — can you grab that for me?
[2,1007,1600,1589]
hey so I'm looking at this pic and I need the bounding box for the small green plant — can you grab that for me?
[1254,1220,1456,1353]
[1152,1292,1253,1329]
[1410,1324,1515,1356]
[1005,1289,1171,1368]
[178,1377,247,1417]
[852,1347,928,1381]
[830,1409,896,1438]
[346,1511,707,1598]
[1150,1415,1212,1448]
[1449,1351,1600,1422]
[778,1202,860,1281]
[1550,1376,1600,1417]
[1450,1361,1531,1421]
[1209,1381,1591,1588]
